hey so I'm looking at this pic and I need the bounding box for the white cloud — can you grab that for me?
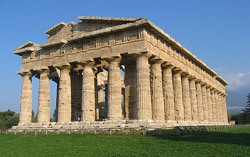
[215,68,250,91]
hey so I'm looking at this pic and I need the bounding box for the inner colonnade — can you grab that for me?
[19,53,228,125]
[13,17,229,130]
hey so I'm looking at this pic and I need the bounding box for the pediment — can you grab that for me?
[14,41,40,55]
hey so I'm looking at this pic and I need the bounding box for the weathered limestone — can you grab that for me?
[201,84,208,121]
[181,73,192,121]
[189,78,198,121]
[162,65,175,121]
[124,62,137,119]
[206,87,213,122]
[210,89,217,122]
[173,69,184,121]
[19,72,33,123]
[37,69,50,123]
[151,60,165,122]
[13,16,230,131]
[214,91,219,122]
[136,53,152,120]
[107,57,123,120]
[57,65,72,122]
[196,81,203,121]
[81,61,95,121]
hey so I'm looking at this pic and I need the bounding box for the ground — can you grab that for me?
[0,127,249,156]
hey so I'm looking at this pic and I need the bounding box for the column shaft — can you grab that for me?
[173,71,184,121]
[38,69,50,122]
[218,94,222,122]
[151,63,165,122]
[136,54,152,120]
[206,88,212,122]
[58,65,71,122]
[190,79,198,121]
[211,90,216,122]
[82,64,95,121]
[19,72,32,123]
[201,85,208,121]
[214,91,219,122]
[182,75,192,121]
[124,62,137,119]
[162,66,175,121]
[107,58,123,120]
[196,82,203,121]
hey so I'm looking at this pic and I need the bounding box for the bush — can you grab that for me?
[5,114,19,129]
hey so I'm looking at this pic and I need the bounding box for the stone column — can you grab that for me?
[97,86,104,120]
[19,71,33,123]
[107,57,123,120]
[81,61,95,122]
[223,94,228,123]
[189,77,198,121]
[151,60,165,122]
[135,53,152,120]
[162,64,175,121]
[217,92,223,123]
[57,65,71,123]
[182,73,192,121]
[210,89,216,122]
[201,84,208,121]
[214,90,219,122]
[196,81,203,121]
[206,86,212,122]
[173,69,184,121]
[37,68,50,123]
[124,61,137,119]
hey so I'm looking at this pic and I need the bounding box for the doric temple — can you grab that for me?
[12,17,229,131]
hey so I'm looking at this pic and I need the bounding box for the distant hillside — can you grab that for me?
[226,90,248,114]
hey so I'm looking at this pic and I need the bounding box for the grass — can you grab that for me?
[0,127,250,157]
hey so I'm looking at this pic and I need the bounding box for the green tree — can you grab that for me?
[241,93,250,124]
[0,109,15,127]
[5,114,19,128]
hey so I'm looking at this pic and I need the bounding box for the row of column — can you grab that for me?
[19,53,228,124]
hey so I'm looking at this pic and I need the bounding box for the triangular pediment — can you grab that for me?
[14,41,40,55]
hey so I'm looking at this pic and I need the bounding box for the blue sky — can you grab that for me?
[0,0,249,115]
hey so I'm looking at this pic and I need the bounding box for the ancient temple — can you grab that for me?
[12,17,229,131]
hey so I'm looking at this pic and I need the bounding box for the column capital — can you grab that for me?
[206,84,212,88]
[181,72,190,78]
[17,70,33,77]
[35,67,50,74]
[54,63,71,70]
[172,67,183,74]
[104,55,122,63]
[162,62,174,70]
[133,52,152,59]
[149,56,164,64]
[195,79,202,84]
[201,82,207,87]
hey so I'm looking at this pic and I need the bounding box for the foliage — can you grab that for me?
[0,127,250,156]
[5,114,19,128]
[230,92,250,124]
[0,110,16,129]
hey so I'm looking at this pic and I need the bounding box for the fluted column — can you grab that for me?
[37,68,50,123]
[214,90,219,122]
[81,61,95,121]
[201,84,208,121]
[211,89,216,122]
[196,81,203,121]
[206,86,212,122]
[19,71,33,123]
[218,93,223,123]
[151,60,165,122]
[182,73,192,121]
[124,61,137,119]
[136,53,152,120]
[223,94,228,123]
[189,77,198,121]
[173,69,184,121]
[162,64,175,121]
[57,65,71,123]
[107,57,123,120]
